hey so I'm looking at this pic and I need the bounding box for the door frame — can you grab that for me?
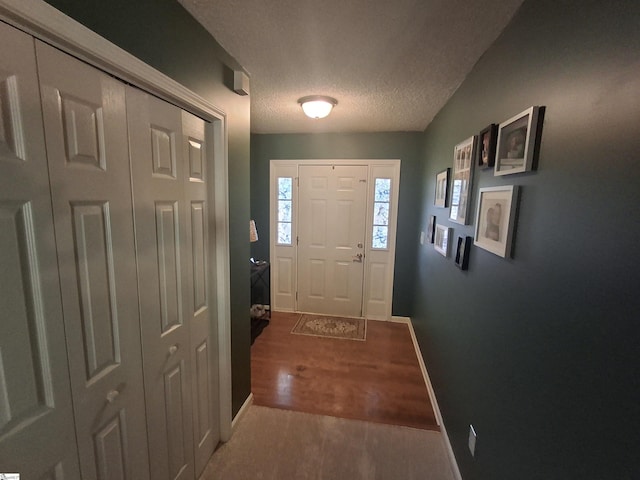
[0,0,233,441]
[270,159,400,320]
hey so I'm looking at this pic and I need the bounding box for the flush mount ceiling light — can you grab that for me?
[298,95,338,119]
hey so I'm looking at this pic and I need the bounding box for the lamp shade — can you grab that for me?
[249,219,259,242]
[298,95,337,119]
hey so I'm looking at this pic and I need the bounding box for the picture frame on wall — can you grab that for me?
[473,185,520,258]
[475,124,498,169]
[427,215,436,243]
[434,168,450,207]
[434,224,452,257]
[449,136,476,225]
[494,106,542,176]
[454,235,472,270]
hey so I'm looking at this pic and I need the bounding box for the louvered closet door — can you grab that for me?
[182,111,219,476]
[0,22,81,479]
[36,41,150,480]
[127,86,195,480]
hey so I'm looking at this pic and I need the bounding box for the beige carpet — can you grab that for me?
[291,314,367,341]
[200,406,455,480]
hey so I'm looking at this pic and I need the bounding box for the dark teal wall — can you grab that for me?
[413,0,640,478]
[250,132,424,316]
[44,0,252,416]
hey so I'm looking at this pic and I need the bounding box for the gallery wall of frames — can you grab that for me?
[428,106,545,269]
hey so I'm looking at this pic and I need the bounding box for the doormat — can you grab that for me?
[291,315,366,341]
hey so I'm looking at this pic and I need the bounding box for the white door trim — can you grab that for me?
[0,0,233,441]
[270,159,400,320]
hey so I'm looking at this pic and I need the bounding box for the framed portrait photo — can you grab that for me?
[434,168,450,207]
[473,185,520,258]
[494,106,542,176]
[475,124,497,169]
[434,224,452,257]
[427,215,436,243]
[454,235,472,270]
[449,136,476,225]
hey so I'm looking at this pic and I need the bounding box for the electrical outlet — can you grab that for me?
[468,424,477,457]
[420,231,425,245]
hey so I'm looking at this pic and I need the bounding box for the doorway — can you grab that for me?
[269,159,400,320]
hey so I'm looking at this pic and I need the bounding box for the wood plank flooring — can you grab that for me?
[250,311,439,431]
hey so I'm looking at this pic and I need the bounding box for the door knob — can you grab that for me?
[353,253,363,262]
[106,389,120,403]
[169,345,178,355]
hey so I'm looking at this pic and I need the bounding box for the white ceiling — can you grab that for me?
[178,0,525,134]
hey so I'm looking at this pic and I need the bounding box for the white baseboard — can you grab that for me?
[390,315,411,323]
[405,318,462,480]
[231,393,254,432]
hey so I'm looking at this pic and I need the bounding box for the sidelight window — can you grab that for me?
[277,177,293,245]
[372,178,391,249]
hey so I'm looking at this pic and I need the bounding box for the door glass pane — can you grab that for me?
[373,202,388,226]
[278,222,291,245]
[278,177,292,200]
[372,226,388,249]
[278,200,291,222]
[374,178,390,202]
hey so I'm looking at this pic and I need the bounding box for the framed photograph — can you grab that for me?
[475,124,497,169]
[454,236,472,270]
[473,185,520,258]
[449,136,476,224]
[434,224,452,257]
[494,106,542,176]
[426,215,436,243]
[434,168,450,207]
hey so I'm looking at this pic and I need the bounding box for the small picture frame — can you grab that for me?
[454,236,472,270]
[427,215,436,243]
[475,124,497,169]
[434,224,452,257]
[434,168,450,207]
[474,185,520,258]
[449,136,476,225]
[494,106,542,176]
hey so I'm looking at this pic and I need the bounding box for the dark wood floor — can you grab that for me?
[250,311,439,431]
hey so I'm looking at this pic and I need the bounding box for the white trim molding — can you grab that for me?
[0,0,233,445]
[269,159,400,320]
[232,393,254,431]
[406,318,462,480]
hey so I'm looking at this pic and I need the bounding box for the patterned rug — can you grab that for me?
[291,314,367,341]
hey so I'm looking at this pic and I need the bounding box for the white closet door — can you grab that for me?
[182,111,219,476]
[0,22,81,479]
[127,86,195,480]
[36,41,150,480]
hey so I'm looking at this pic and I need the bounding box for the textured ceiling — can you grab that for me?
[178,0,525,134]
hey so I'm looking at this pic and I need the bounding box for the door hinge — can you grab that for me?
[296,236,299,245]
[295,291,298,301]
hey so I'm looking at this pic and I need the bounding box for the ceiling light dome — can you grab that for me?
[298,95,337,119]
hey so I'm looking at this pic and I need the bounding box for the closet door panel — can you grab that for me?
[0,21,81,479]
[36,41,150,480]
[182,111,219,476]
[127,86,194,480]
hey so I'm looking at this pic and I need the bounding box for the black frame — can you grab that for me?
[475,124,498,169]
[454,235,472,270]
[434,168,450,207]
[427,215,436,243]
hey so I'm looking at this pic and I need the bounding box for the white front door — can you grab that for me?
[297,165,368,317]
